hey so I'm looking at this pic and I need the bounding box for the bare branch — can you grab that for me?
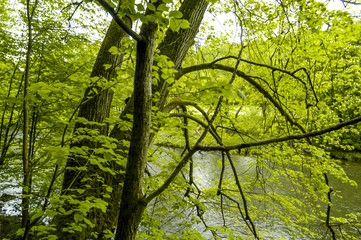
[324,173,337,240]
[163,99,211,124]
[340,0,361,5]
[224,150,258,238]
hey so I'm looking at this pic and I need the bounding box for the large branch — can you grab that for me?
[194,56,319,106]
[177,63,308,135]
[196,115,361,151]
[96,0,142,42]
[208,56,309,88]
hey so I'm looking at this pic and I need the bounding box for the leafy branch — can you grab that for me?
[196,115,361,151]
[177,62,309,136]
[193,55,319,107]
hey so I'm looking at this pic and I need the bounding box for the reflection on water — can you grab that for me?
[331,162,361,216]
[1,148,360,239]
[147,149,361,239]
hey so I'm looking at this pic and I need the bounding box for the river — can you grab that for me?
[146,148,361,239]
[1,149,360,239]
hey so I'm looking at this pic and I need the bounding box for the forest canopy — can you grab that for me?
[0,0,361,239]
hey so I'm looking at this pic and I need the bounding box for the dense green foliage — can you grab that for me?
[0,0,361,239]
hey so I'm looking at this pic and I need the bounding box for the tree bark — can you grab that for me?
[114,19,157,240]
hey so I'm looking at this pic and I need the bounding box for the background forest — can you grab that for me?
[1,0,361,239]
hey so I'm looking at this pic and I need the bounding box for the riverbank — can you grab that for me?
[329,148,361,162]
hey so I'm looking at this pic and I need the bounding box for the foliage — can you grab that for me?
[0,0,361,239]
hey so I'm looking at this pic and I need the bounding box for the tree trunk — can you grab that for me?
[22,1,38,239]
[114,19,157,240]
[111,1,208,239]
[52,5,132,238]
[54,0,208,239]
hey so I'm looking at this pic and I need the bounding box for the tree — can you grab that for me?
[50,0,209,239]
[1,0,361,239]
[0,0,101,238]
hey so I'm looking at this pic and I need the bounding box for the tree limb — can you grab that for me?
[168,112,207,128]
[196,115,361,151]
[324,173,336,240]
[177,63,309,136]
[96,0,143,42]
[184,56,319,107]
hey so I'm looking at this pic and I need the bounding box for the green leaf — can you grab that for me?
[169,19,190,32]
[38,89,51,98]
[179,19,190,29]
[84,217,95,227]
[157,4,169,12]
[77,189,85,194]
[108,46,119,55]
[147,3,156,11]
[169,10,183,19]
[31,210,44,221]
[16,228,25,237]
[136,3,145,11]
[104,152,113,161]
[237,89,247,100]
[106,185,113,192]
[104,64,112,70]
[74,213,84,223]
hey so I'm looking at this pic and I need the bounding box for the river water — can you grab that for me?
[147,149,361,239]
[1,149,360,239]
